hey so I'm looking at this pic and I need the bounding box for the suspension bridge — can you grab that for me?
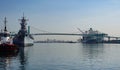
[29,26,83,36]
[29,26,120,41]
[31,33,82,36]
[11,26,120,40]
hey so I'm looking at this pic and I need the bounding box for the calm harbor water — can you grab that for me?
[0,43,120,70]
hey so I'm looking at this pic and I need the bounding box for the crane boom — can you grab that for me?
[77,28,84,34]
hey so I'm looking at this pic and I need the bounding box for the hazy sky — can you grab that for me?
[0,0,120,40]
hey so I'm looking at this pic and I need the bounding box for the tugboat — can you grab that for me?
[13,15,34,46]
[78,28,107,43]
[0,17,19,53]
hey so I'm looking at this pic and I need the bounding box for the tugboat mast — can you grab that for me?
[4,17,7,32]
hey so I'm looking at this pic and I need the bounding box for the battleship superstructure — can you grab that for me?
[13,16,34,46]
[79,28,107,43]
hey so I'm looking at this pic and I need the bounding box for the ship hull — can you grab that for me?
[81,39,99,43]
[0,44,19,53]
[24,36,34,46]
[13,35,34,47]
[81,36,104,44]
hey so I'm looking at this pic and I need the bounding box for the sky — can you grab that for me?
[0,0,120,41]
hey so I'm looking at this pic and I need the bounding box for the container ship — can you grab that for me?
[13,16,34,46]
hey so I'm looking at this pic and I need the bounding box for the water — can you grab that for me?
[1,43,120,70]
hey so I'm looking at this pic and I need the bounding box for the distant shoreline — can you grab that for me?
[34,41,77,43]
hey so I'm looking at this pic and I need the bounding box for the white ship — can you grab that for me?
[78,28,107,43]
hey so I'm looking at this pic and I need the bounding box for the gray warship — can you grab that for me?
[13,16,34,46]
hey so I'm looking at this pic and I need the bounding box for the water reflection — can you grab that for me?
[0,43,119,70]
[80,44,105,69]
[0,57,7,70]
[19,46,26,70]
[81,44,104,59]
[0,44,30,70]
[0,51,18,70]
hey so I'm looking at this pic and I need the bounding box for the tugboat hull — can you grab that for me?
[0,44,19,53]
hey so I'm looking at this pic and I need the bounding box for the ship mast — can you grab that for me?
[19,14,28,31]
[4,17,7,32]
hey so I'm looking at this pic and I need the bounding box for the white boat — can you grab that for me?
[0,17,18,53]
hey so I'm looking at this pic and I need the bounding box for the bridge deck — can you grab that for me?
[31,33,82,36]
[31,33,120,39]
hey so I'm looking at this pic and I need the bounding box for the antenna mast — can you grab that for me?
[4,17,7,31]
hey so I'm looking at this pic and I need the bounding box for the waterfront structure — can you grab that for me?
[13,15,34,46]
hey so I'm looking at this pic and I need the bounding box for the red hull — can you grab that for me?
[0,44,19,53]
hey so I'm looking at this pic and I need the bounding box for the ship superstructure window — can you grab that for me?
[3,33,10,37]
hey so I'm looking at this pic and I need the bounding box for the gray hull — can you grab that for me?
[13,35,34,47]
[24,36,34,46]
